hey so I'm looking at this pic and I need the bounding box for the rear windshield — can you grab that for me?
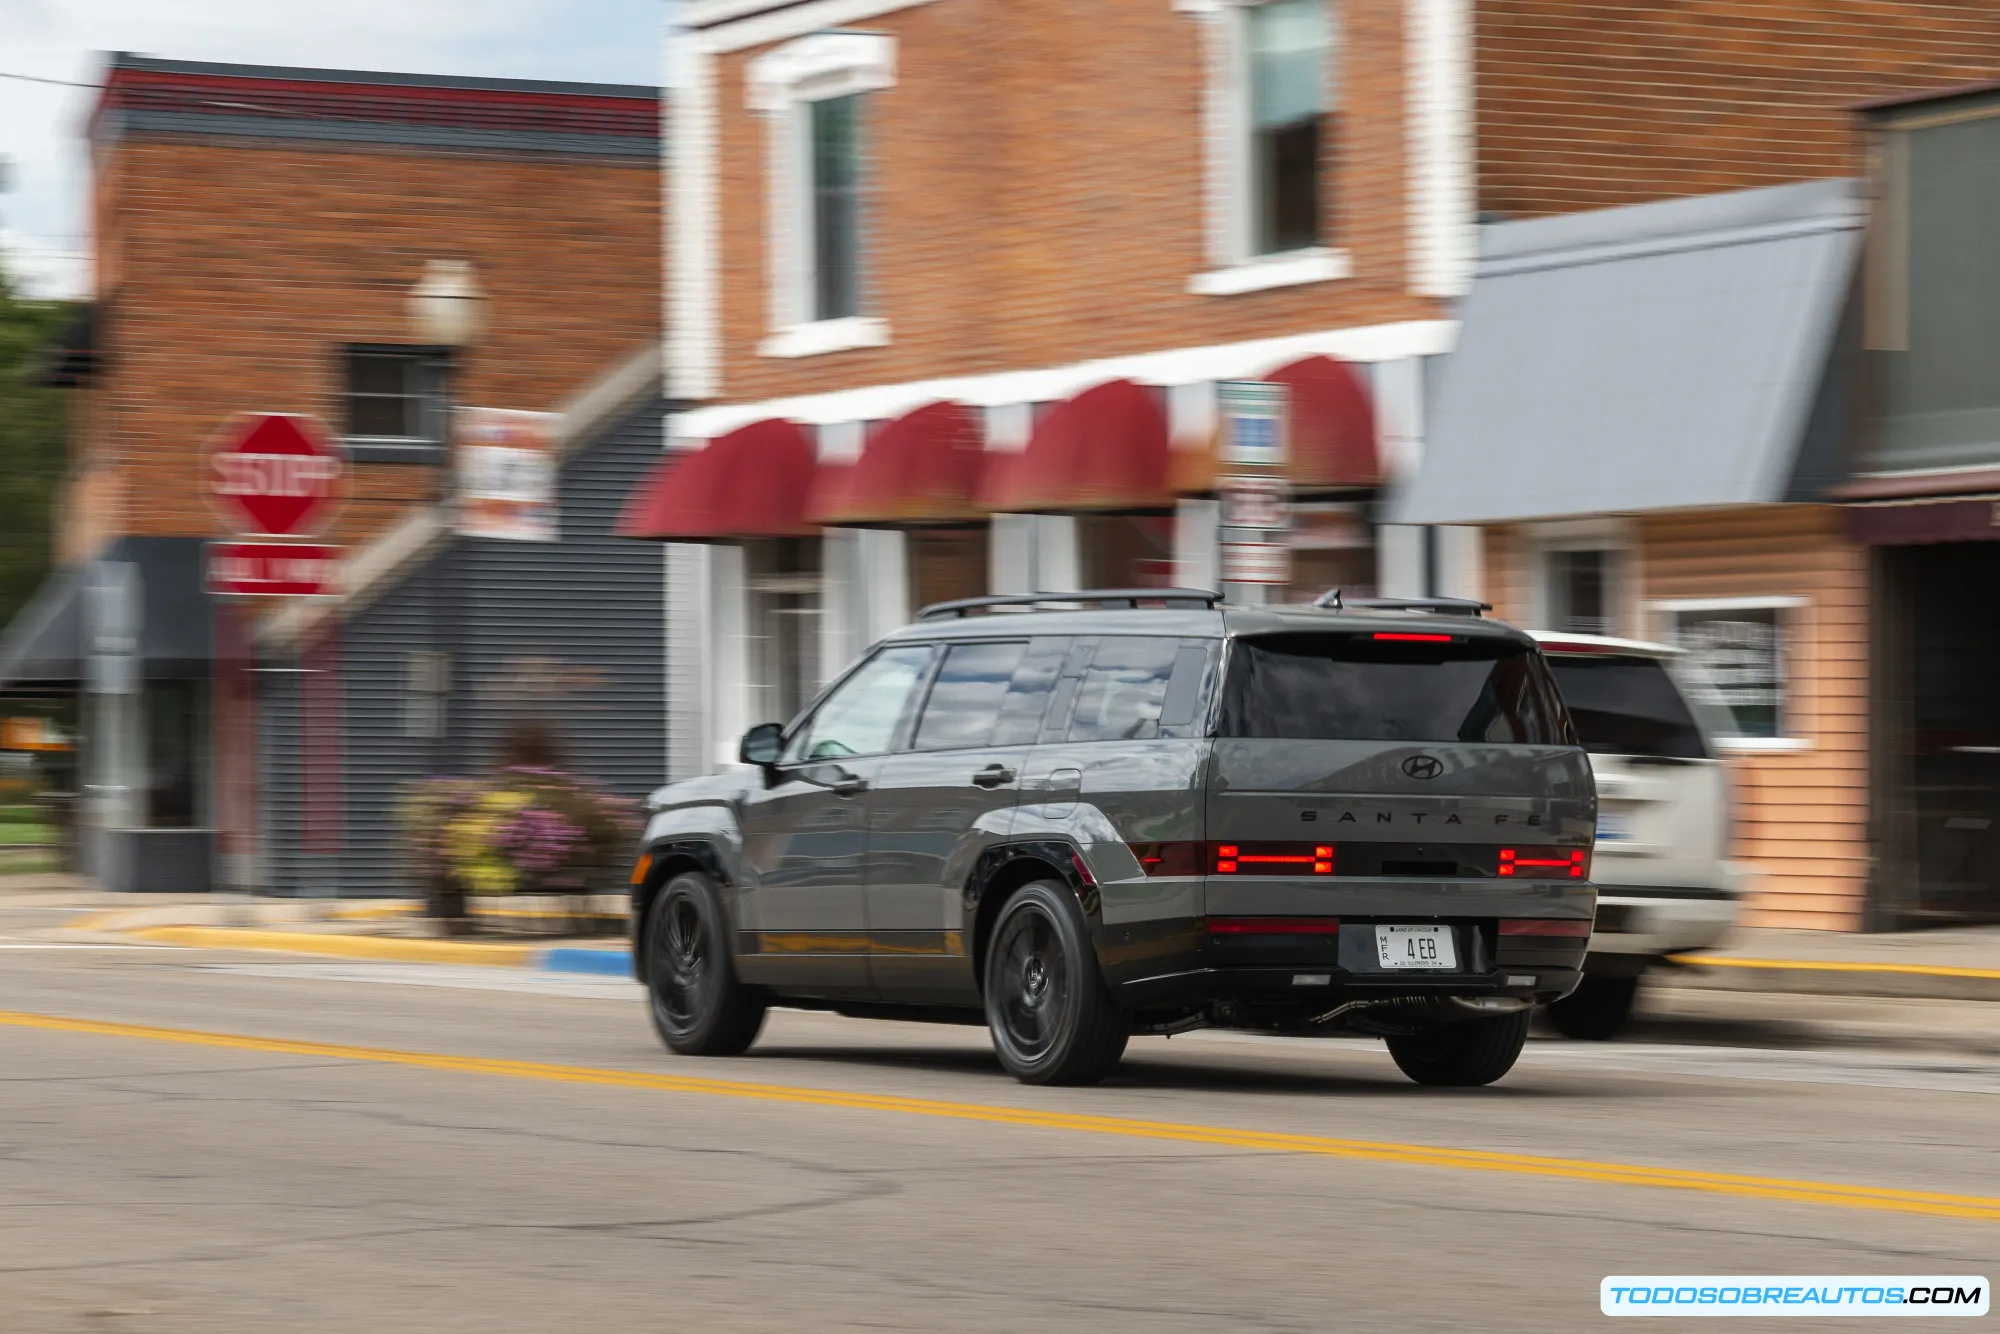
[1218,633,1576,745]
[1545,654,1710,759]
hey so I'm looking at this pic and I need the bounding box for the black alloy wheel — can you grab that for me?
[645,870,766,1057]
[1385,1008,1532,1087]
[983,880,1128,1086]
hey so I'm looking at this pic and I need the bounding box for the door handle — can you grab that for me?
[972,764,1017,789]
[831,774,868,797]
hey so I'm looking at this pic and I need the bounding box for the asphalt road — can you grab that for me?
[2,928,1997,1332]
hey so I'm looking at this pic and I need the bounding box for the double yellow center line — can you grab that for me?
[4,1007,1995,1225]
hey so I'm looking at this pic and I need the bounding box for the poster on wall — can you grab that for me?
[458,407,559,541]
[1665,604,1788,739]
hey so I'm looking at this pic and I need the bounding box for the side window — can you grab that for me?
[1067,637,1182,743]
[912,641,1029,752]
[991,637,1068,746]
[785,645,933,762]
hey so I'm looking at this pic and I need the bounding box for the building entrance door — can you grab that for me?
[1875,541,2000,924]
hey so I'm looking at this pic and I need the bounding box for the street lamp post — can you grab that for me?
[407,260,485,779]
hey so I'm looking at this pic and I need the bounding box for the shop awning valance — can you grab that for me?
[979,379,1173,513]
[617,419,821,540]
[1265,355,1380,491]
[808,401,987,527]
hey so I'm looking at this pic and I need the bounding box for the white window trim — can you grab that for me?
[748,31,895,359]
[1520,517,1635,636]
[1650,595,1811,752]
[1178,0,1351,291]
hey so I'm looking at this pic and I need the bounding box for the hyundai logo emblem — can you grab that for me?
[1402,755,1444,780]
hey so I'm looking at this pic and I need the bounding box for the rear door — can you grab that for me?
[1542,651,1729,890]
[866,636,1066,1002]
[1205,631,1594,912]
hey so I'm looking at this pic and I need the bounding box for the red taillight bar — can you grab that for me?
[1373,632,1454,643]
[1208,916,1342,935]
[1498,918,1593,937]
[1498,847,1590,879]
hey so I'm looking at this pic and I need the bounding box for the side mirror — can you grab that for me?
[738,722,784,767]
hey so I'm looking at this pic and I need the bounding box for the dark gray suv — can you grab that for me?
[631,590,1597,1088]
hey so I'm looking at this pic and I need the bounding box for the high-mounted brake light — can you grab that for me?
[1497,847,1590,879]
[1373,632,1454,643]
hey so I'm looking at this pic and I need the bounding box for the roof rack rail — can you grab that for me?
[915,588,1224,621]
[1313,589,1491,617]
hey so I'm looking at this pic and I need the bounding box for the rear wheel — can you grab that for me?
[645,871,766,1057]
[1386,1009,1531,1087]
[983,880,1128,1086]
[1546,974,1640,1041]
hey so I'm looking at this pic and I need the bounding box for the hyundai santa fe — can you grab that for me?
[630,590,1598,1088]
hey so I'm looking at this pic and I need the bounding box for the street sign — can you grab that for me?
[458,407,559,541]
[209,413,345,538]
[1220,541,1291,585]
[1218,380,1289,468]
[1218,475,1291,529]
[206,542,343,597]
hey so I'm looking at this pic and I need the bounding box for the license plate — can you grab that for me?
[1597,810,1632,843]
[1375,925,1457,971]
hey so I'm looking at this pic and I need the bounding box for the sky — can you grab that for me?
[0,0,670,299]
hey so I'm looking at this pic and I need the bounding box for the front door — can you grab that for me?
[737,643,935,995]
[867,637,1066,1002]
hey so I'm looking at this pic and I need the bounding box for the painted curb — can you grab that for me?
[133,926,536,968]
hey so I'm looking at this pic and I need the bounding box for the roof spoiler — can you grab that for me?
[1314,590,1491,618]
[915,588,1223,621]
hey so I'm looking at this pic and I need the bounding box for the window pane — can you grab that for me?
[349,395,414,438]
[347,352,421,438]
[792,645,932,760]
[1068,637,1181,743]
[350,354,410,395]
[147,680,199,828]
[913,642,1029,751]
[991,639,1066,746]
[812,94,862,322]
[1249,0,1330,255]
[1546,656,1709,759]
[1668,608,1785,739]
[1218,633,1574,744]
[1255,119,1323,254]
[1550,549,1614,636]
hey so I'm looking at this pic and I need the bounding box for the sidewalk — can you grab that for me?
[1665,926,2000,1002]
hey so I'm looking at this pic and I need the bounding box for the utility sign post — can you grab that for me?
[1216,380,1292,597]
[205,413,346,597]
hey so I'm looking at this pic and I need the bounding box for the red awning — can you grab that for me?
[616,419,821,540]
[807,401,987,526]
[1264,355,1380,491]
[978,379,1173,513]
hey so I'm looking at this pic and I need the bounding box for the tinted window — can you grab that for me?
[991,639,1066,746]
[1218,633,1574,744]
[913,641,1029,751]
[1068,637,1181,743]
[787,645,933,761]
[1546,655,1709,759]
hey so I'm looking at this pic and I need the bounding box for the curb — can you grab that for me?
[1663,955,2000,1003]
[129,925,633,976]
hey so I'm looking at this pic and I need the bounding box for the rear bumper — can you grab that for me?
[1586,886,1742,960]
[1119,960,1584,1011]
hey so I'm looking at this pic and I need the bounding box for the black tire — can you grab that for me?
[644,871,766,1057]
[1386,1009,1532,1087]
[1546,974,1640,1041]
[983,880,1129,1086]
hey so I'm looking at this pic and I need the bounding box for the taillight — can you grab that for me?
[1131,842,1337,876]
[1208,916,1342,935]
[1497,846,1590,879]
[1499,918,1593,937]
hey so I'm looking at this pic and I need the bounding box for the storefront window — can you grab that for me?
[1657,598,1803,743]
[908,527,989,612]
[146,680,202,828]
[1080,515,1175,589]
[1285,501,1374,604]
[748,538,823,728]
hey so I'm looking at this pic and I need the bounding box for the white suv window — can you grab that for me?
[1543,654,1709,760]
[786,645,933,761]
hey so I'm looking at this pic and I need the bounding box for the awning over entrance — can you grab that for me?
[0,567,83,695]
[1393,179,1864,525]
[807,401,986,527]
[1266,355,1380,492]
[0,537,214,695]
[978,379,1172,513]
[617,418,820,540]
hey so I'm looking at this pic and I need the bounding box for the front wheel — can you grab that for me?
[1546,974,1640,1041]
[1386,1009,1531,1087]
[983,880,1129,1086]
[645,871,766,1057]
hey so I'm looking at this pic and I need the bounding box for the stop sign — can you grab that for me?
[209,414,345,538]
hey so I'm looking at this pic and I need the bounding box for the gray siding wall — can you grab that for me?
[258,395,668,896]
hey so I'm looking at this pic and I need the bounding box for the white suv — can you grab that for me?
[1529,631,1748,1038]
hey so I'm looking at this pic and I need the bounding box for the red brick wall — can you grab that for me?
[70,135,659,558]
[707,0,1443,407]
[1477,0,2000,217]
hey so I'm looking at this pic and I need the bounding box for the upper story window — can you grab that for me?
[1183,0,1347,296]
[748,31,895,359]
[342,345,446,462]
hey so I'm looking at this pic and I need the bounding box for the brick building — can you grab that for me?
[633,0,1473,776]
[1,54,659,891]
